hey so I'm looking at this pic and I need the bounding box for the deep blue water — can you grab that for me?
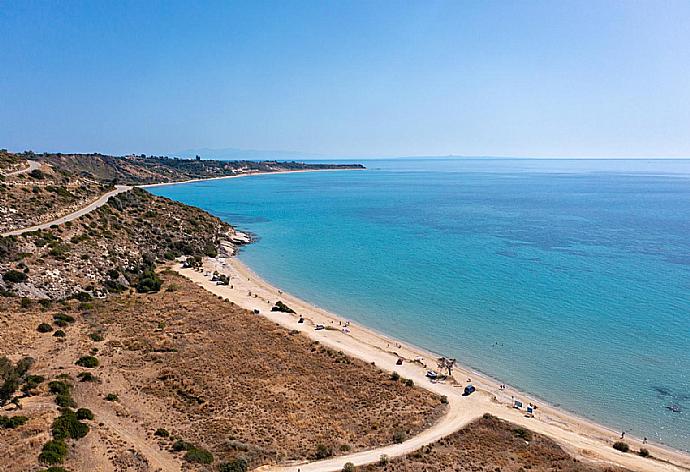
[150,159,690,451]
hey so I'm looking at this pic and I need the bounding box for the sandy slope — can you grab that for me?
[174,257,690,472]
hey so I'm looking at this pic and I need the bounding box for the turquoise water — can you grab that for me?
[150,159,690,451]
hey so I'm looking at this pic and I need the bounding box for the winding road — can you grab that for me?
[1,185,131,237]
[2,159,41,176]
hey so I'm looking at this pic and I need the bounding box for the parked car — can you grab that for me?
[315,324,325,330]
[426,370,438,379]
[463,384,476,396]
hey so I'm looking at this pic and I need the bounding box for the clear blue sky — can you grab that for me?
[1,0,689,158]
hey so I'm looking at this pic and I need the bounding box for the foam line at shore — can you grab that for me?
[173,256,690,472]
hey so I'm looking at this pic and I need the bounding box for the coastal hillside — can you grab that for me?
[0,271,444,472]
[0,187,231,299]
[0,151,112,233]
[21,150,364,185]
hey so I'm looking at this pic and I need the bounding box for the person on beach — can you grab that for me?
[643,437,647,444]
[621,431,626,439]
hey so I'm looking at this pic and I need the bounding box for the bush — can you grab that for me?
[390,372,400,381]
[379,455,389,466]
[172,440,194,451]
[53,313,75,324]
[613,441,630,452]
[22,374,44,392]
[77,372,98,382]
[404,378,414,387]
[184,447,214,464]
[219,458,248,472]
[38,323,54,333]
[53,330,66,338]
[154,428,170,437]
[52,408,89,440]
[75,356,99,368]
[3,269,27,284]
[89,332,104,341]
[314,444,333,460]
[76,408,94,420]
[393,430,406,444]
[39,439,68,464]
[20,297,32,308]
[0,415,28,429]
[639,448,650,457]
[30,169,45,179]
[74,291,92,302]
[342,462,355,472]
[105,393,118,401]
[271,301,295,313]
[513,427,532,441]
[440,395,448,404]
[48,381,75,408]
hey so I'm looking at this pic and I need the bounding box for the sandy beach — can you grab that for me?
[140,167,364,189]
[172,255,690,472]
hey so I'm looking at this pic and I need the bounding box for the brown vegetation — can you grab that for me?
[0,271,444,471]
[361,414,629,472]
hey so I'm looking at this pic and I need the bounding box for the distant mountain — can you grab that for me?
[174,147,324,161]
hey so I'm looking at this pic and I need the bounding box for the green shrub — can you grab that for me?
[513,427,532,441]
[339,444,351,452]
[89,332,104,342]
[219,458,248,472]
[20,297,32,308]
[74,291,92,302]
[404,378,414,387]
[105,393,118,401]
[390,372,400,381]
[183,447,214,464]
[342,463,355,472]
[53,330,66,338]
[76,408,94,420]
[314,444,333,460]
[53,313,75,324]
[52,408,89,440]
[38,323,53,333]
[172,439,194,451]
[22,374,44,392]
[154,428,169,437]
[393,430,406,444]
[0,415,28,429]
[77,372,98,382]
[48,381,75,408]
[379,455,389,466]
[440,395,448,404]
[271,301,295,313]
[75,356,99,368]
[3,269,27,284]
[39,439,68,464]
[639,448,650,457]
[613,441,630,452]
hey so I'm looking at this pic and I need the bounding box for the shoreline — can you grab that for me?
[140,167,364,189]
[173,254,690,472]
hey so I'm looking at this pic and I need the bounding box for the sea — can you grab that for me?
[149,158,690,451]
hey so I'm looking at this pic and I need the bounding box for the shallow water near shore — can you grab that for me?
[150,158,690,451]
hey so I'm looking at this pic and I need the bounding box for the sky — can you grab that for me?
[1,0,690,158]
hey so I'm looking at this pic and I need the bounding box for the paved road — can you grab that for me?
[2,159,41,176]
[2,185,131,237]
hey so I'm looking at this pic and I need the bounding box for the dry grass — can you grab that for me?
[362,414,629,472]
[0,271,444,471]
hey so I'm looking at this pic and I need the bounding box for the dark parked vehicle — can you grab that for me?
[463,384,476,396]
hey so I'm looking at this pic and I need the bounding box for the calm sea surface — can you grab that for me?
[150,158,690,451]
